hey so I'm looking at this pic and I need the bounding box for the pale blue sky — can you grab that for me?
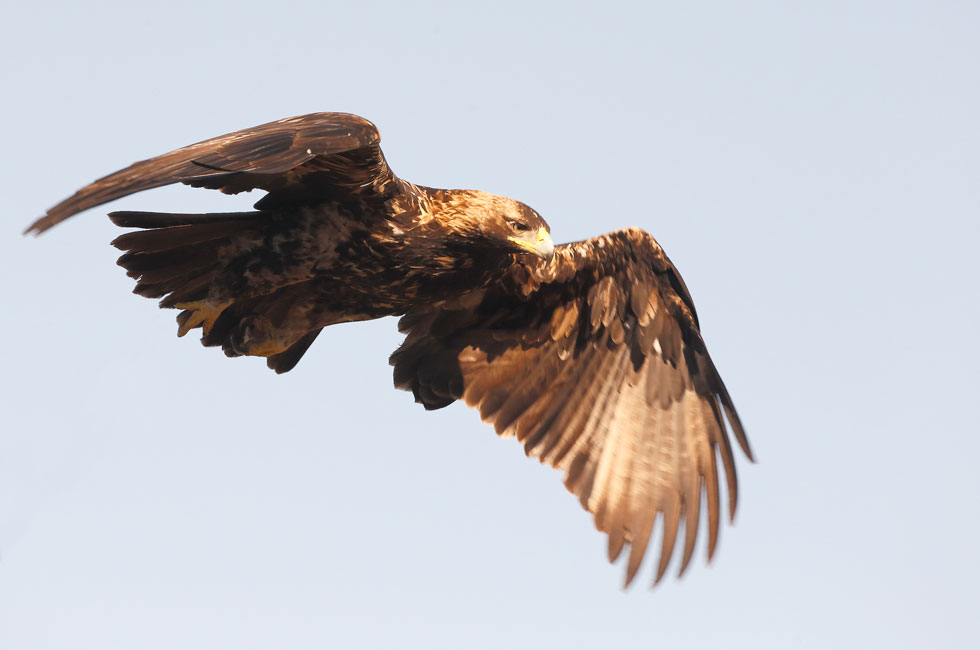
[2,1,978,648]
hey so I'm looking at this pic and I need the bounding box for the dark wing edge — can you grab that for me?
[26,112,392,235]
[390,228,752,587]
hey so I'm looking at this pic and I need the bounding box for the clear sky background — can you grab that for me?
[2,1,978,648]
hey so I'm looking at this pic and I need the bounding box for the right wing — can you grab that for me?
[390,228,752,586]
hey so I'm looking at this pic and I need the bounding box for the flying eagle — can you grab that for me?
[27,112,753,586]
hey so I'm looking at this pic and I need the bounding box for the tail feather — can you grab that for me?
[109,210,257,229]
[133,262,213,288]
[116,244,219,277]
[159,276,213,308]
[135,270,210,299]
[112,210,322,373]
[111,221,242,253]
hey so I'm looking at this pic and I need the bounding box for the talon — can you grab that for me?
[174,300,231,337]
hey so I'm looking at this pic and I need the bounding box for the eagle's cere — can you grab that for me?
[28,112,752,587]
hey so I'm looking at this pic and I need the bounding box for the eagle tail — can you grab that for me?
[110,210,322,373]
[109,210,257,307]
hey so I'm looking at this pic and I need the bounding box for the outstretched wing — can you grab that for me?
[27,112,403,234]
[390,228,752,586]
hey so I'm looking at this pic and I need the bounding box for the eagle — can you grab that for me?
[27,112,753,586]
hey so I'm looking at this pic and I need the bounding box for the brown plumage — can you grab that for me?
[27,112,752,586]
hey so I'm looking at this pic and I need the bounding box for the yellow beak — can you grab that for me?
[508,227,555,261]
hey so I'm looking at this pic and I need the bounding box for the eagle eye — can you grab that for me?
[513,222,531,232]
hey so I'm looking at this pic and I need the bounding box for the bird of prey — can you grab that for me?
[27,112,753,586]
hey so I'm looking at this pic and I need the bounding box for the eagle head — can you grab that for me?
[436,190,554,261]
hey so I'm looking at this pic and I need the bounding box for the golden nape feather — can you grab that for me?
[29,112,752,587]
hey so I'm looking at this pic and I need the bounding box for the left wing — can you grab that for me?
[390,228,752,586]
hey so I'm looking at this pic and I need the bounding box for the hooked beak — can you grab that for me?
[508,227,555,261]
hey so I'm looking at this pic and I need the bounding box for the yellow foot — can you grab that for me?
[174,300,231,337]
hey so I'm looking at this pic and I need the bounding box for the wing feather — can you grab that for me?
[27,112,402,234]
[390,228,752,586]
